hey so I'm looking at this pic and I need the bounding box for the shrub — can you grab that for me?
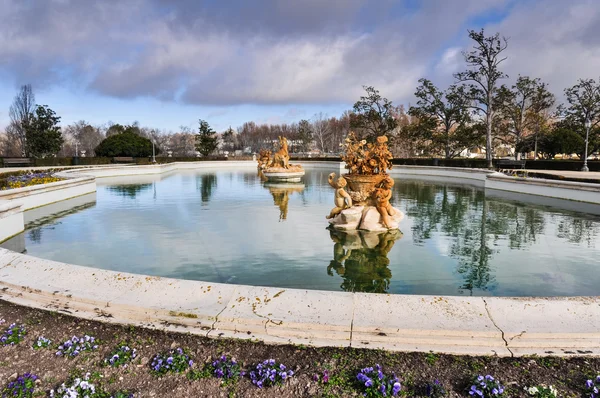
[468,375,504,397]
[32,336,52,350]
[0,323,26,346]
[55,335,98,358]
[585,376,600,398]
[150,348,193,375]
[426,379,447,398]
[356,364,401,397]
[186,355,244,384]
[525,384,557,398]
[50,372,133,398]
[2,373,38,398]
[104,342,137,367]
[94,130,159,158]
[249,359,294,388]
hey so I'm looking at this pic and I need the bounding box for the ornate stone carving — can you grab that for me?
[328,132,403,231]
[326,173,353,220]
[258,137,305,181]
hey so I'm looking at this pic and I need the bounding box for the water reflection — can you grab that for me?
[196,174,217,204]
[7,169,600,297]
[264,182,305,221]
[327,228,402,293]
[396,180,600,294]
[106,184,153,198]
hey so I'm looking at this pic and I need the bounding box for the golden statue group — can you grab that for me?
[327,133,404,232]
[257,136,305,182]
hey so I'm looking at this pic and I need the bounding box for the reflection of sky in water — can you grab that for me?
[10,168,600,297]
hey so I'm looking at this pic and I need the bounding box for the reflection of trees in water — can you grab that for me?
[196,174,217,205]
[327,228,402,293]
[24,201,97,246]
[28,228,42,243]
[396,180,600,294]
[557,218,599,246]
[107,184,152,198]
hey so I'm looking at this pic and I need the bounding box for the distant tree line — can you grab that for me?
[1,29,599,162]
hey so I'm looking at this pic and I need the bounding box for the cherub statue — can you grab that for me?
[373,175,397,228]
[326,173,353,219]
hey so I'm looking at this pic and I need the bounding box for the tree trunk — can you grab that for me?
[445,130,451,159]
[534,131,538,161]
[486,111,493,169]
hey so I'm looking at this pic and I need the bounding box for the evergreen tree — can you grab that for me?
[195,119,218,157]
[25,105,63,158]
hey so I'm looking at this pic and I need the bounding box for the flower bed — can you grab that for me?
[0,303,599,398]
[0,170,64,190]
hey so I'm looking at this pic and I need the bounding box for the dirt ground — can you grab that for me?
[0,299,598,397]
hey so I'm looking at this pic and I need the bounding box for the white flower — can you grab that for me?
[527,386,539,395]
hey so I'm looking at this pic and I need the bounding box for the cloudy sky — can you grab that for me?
[1,0,599,132]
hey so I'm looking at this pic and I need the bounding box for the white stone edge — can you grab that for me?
[0,161,598,357]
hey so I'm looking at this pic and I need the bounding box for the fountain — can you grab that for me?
[257,136,305,182]
[327,133,404,232]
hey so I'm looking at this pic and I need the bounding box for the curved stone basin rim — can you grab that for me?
[0,161,599,357]
[0,247,598,358]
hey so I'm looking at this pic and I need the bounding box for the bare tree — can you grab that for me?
[311,112,330,153]
[63,121,105,156]
[455,29,508,168]
[8,84,36,156]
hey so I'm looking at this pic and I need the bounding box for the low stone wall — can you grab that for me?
[0,247,598,357]
[0,201,24,243]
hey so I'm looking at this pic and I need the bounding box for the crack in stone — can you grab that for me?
[349,296,356,348]
[483,298,514,357]
[209,305,228,338]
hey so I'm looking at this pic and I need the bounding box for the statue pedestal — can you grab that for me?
[329,205,404,232]
[262,165,305,182]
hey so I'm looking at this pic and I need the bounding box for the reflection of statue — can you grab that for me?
[373,176,398,228]
[327,228,402,293]
[265,182,304,221]
[326,173,352,219]
[272,136,290,169]
[257,168,268,182]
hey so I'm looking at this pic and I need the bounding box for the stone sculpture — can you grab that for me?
[272,136,291,169]
[326,173,353,220]
[373,176,398,228]
[327,132,403,231]
[257,149,272,169]
[257,136,305,182]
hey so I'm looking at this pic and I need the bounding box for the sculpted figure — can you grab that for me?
[257,149,272,169]
[373,176,397,228]
[326,173,353,219]
[272,136,290,169]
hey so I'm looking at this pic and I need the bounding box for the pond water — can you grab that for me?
[5,168,600,297]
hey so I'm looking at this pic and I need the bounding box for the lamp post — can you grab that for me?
[582,118,591,172]
[152,140,156,163]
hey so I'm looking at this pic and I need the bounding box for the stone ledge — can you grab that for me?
[0,248,598,357]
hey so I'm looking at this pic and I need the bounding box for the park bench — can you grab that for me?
[112,157,135,163]
[2,158,33,167]
[496,159,526,170]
